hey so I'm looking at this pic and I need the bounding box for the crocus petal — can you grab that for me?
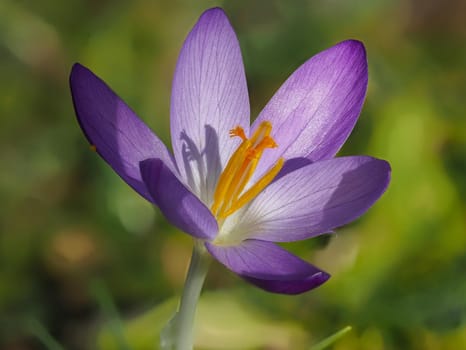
[205,239,324,280]
[140,158,218,240]
[252,40,368,178]
[206,239,329,294]
[242,273,330,295]
[170,8,250,204]
[221,156,390,242]
[70,63,174,202]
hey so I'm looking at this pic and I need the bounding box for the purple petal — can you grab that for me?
[242,273,330,295]
[230,156,390,242]
[170,8,250,203]
[140,158,218,240]
[70,63,175,202]
[205,239,323,280]
[252,40,368,178]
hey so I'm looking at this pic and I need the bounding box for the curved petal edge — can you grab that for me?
[242,271,330,295]
[206,239,321,279]
[206,239,330,294]
[227,156,390,243]
[70,63,174,202]
[252,40,368,177]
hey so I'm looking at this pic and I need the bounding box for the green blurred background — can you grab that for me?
[1,0,465,349]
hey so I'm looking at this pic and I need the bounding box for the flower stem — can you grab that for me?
[173,239,210,350]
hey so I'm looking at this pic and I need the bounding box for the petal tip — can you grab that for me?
[335,39,367,74]
[382,158,392,172]
[345,39,365,48]
[71,62,84,71]
[200,7,227,18]
[363,157,392,202]
[293,271,331,295]
[242,270,331,295]
[70,62,88,82]
[340,39,366,55]
[195,7,232,30]
[380,159,392,191]
[316,271,331,285]
[368,156,391,182]
[69,63,97,95]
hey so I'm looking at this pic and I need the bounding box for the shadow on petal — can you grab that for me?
[180,125,221,204]
[320,158,391,232]
[273,157,313,182]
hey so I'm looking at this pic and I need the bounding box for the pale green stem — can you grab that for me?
[173,239,210,350]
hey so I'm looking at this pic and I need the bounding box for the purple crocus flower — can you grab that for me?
[70,8,390,295]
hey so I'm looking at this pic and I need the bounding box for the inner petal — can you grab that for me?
[170,8,250,203]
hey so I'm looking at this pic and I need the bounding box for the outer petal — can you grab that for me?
[205,239,329,294]
[170,8,250,204]
[140,158,218,240]
[219,156,390,243]
[242,274,330,295]
[252,40,368,178]
[70,63,174,202]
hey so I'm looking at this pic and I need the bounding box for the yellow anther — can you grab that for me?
[255,135,278,151]
[220,157,284,218]
[89,144,97,152]
[211,121,283,220]
[249,121,272,146]
[211,139,250,215]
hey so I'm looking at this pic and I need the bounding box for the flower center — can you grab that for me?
[210,121,284,222]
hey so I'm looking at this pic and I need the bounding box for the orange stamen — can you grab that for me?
[211,121,284,220]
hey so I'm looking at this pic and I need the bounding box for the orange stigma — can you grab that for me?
[211,121,284,220]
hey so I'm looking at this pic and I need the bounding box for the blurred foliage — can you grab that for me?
[0,0,465,349]
[98,292,310,350]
